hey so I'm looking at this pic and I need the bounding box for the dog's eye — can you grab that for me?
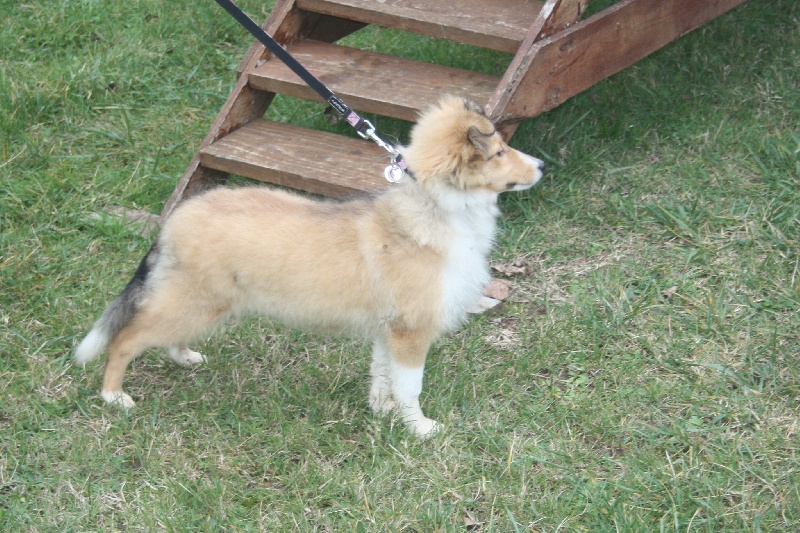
[487,148,506,161]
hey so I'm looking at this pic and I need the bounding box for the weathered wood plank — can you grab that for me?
[199,120,392,197]
[248,40,500,121]
[488,0,750,123]
[297,0,545,53]
[237,13,367,78]
[534,0,590,40]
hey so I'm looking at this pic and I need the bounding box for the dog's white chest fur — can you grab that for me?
[439,198,498,330]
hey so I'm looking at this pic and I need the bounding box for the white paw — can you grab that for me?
[396,402,441,438]
[168,347,207,367]
[101,390,136,409]
[468,295,502,314]
[407,417,441,439]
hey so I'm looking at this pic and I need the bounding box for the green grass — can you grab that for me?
[2,0,799,530]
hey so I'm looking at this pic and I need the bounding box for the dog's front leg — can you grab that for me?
[385,327,440,438]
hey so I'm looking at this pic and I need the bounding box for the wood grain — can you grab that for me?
[248,40,500,121]
[297,0,545,53]
[199,120,393,197]
[534,0,590,40]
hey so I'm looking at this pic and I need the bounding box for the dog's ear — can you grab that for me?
[462,98,487,116]
[467,125,495,158]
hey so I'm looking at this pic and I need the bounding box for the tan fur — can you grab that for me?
[76,95,545,438]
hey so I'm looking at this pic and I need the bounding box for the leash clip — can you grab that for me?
[354,116,408,183]
[356,119,394,154]
[354,118,376,141]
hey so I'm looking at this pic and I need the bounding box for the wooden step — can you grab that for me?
[198,119,393,197]
[248,40,500,122]
[296,0,545,53]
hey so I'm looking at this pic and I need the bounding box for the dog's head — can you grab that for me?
[403,96,545,198]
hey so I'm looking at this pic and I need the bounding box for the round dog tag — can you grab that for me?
[384,164,404,183]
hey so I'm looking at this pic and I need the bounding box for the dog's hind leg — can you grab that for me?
[385,327,440,438]
[101,319,158,409]
[167,345,207,367]
[101,296,225,408]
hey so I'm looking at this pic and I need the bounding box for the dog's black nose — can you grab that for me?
[538,160,546,171]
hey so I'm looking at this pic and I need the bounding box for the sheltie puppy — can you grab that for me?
[75,95,545,438]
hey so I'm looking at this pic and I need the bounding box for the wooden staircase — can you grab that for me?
[161,0,749,219]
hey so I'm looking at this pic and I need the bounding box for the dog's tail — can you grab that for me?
[74,243,159,365]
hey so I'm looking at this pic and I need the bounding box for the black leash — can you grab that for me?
[213,0,407,182]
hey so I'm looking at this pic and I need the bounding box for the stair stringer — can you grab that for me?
[487,0,750,132]
[487,0,590,139]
